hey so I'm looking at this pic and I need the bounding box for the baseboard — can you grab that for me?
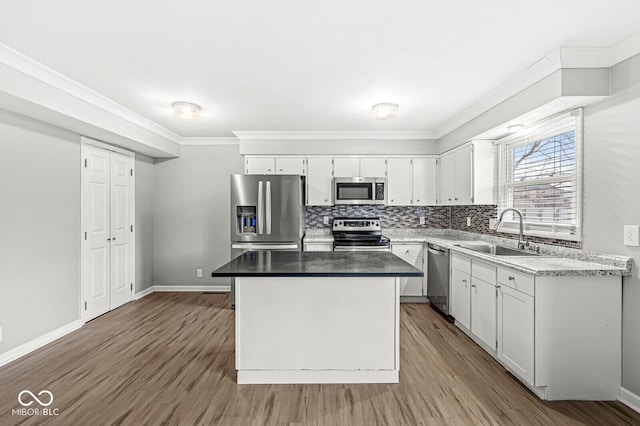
[134,286,155,300]
[0,319,83,368]
[153,285,231,293]
[620,387,640,414]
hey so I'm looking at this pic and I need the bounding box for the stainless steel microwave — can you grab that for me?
[333,177,386,205]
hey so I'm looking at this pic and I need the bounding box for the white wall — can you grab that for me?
[0,110,81,353]
[153,145,245,287]
[582,53,640,395]
[135,154,154,292]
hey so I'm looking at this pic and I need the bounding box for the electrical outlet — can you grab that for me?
[419,216,426,225]
[489,218,497,229]
[196,268,203,278]
[624,225,640,246]
[323,216,330,225]
[466,217,471,227]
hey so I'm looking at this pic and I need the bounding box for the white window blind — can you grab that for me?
[496,109,582,241]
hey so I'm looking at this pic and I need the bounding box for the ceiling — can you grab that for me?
[0,1,639,138]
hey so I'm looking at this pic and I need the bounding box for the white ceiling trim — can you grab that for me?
[181,137,239,146]
[232,131,435,140]
[434,32,640,140]
[0,42,181,144]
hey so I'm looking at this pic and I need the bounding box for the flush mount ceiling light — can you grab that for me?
[172,101,202,121]
[371,102,399,120]
[507,123,525,134]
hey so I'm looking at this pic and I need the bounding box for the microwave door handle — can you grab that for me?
[258,180,264,234]
[266,181,272,235]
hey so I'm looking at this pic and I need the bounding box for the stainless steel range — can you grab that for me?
[332,217,390,251]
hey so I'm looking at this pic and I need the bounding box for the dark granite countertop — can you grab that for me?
[211,251,424,277]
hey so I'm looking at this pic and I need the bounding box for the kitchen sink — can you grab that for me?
[454,243,540,257]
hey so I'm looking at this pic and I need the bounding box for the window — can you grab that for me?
[496,109,582,241]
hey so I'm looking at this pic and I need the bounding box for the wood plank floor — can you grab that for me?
[1,292,639,425]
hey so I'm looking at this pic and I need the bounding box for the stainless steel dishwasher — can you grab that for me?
[426,243,451,316]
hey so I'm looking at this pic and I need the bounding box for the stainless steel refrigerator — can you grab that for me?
[229,174,304,307]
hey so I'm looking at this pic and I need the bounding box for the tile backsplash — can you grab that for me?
[305,204,582,249]
[304,205,450,229]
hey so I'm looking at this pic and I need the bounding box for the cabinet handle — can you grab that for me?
[416,199,420,202]
[496,284,501,288]
[112,237,116,241]
[391,199,394,202]
[279,168,284,172]
[405,250,410,254]
[508,276,514,281]
[471,283,476,288]
[107,238,111,241]
[462,279,467,283]
[455,197,458,201]
[324,198,328,202]
[448,198,452,201]
[267,168,272,172]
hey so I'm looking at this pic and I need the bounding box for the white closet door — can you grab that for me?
[83,145,111,320]
[109,152,133,310]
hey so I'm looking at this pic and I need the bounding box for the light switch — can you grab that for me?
[323,216,330,225]
[624,225,640,246]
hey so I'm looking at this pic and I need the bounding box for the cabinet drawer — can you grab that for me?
[498,267,534,296]
[472,260,496,286]
[451,252,471,274]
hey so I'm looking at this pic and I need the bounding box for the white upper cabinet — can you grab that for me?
[246,157,276,174]
[386,158,412,206]
[332,157,360,177]
[306,157,333,206]
[246,157,305,175]
[360,158,387,177]
[412,158,437,205]
[275,157,305,175]
[439,152,455,204]
[454,145,472,204]
[438,141,494,205]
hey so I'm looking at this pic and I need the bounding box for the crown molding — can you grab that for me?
[232,130,436,140]
[181,137,239,146]
[434,32,640,140]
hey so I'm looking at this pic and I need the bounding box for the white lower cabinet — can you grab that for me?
[450,267,471,329]
[497,284,534,385]
[449,251,622,400]
[303,243,333,252]
[471,277,497,351]
[391,244,423,296]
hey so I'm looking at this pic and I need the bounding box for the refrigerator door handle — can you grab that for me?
[266,180,272,235]
[258,180,264,234]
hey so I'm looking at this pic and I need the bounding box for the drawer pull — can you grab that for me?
[508,276,515,281]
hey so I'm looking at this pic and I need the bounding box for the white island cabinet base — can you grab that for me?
[235,276,400,384]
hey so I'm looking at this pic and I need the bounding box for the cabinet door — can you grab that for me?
[439,153,455,205]
[387,158,412,206]
[454,145,472,204]
[391,244,423,296]
[451,268,471,329]
[471,277,497,350]
[275,157,305,175]
[497,285,534,385]
[412,158,437,205]
[333,157,360,177]
[360,157,386,177]
[246,157,275,174]
[303,243,333,252]
[306,157,333,206]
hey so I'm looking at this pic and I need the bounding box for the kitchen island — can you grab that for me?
[211,251,423,384]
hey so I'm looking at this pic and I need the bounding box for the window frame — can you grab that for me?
[495,109,583,242]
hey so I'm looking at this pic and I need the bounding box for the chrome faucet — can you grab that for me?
[494,208,528,250]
